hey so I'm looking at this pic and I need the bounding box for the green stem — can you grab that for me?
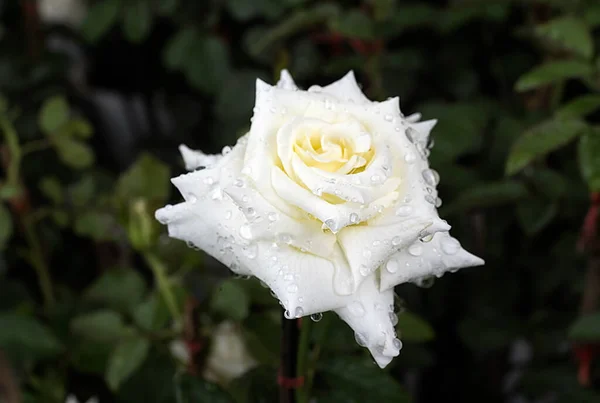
[0,115,22,186]
[23,215,55,308]
[295,318,312,403]
[144,252,182,329]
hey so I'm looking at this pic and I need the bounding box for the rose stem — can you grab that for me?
[279,311,299,403]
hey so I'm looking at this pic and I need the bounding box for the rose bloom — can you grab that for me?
[156,71,483,367]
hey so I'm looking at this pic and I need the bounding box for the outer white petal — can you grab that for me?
[319,71,371,105]
[410,119,437,145]
[334,275,400,368]
[155,142,254,275]
[380,232,484,290]
[246,242,357,313]
[178,144,222,171]
[337,218,450,292]
[277,69,298,90]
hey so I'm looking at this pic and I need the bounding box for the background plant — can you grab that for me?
[1,0,600,402]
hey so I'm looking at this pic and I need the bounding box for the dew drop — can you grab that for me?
[417,276,435,288]
[435,197,443,208]
[225,210,232,220]
[420,233,434,243]
[362,249,372,259]
[389,312,399,326]
[295,307,304,318]
[392,338,403,350]
[239,224,252,240]
[441,237,461,255]
[391,236,402,246]
[386,259,399,273]
[370,174,381,184]
[395,205,412,217]
[310,313,323,322]
[278,233,293,244]
[287,283,298,293]
[268,212,279,222]
[349,213,359,224]
[324,219,338,232]
[284,274,294,281]
[408,244,423,256]
[203,176,214,185]
[284,310,294,319]
[355,332,368,347]
[424,194,436,204]
[234,178,244,187]
[242,244,257,259]
[384,114,393,122]
[422,169,440,186]
[405,127,416,143]
[222,146,232,155]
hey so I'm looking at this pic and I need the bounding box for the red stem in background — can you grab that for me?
[578,192,600,253]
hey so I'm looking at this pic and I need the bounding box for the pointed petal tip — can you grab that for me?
[256,78,271,92]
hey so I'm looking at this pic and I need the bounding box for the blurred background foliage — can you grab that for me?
[0,0,600,402]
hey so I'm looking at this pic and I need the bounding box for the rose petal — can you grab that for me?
[379,231,484,290]
[320,71,371,105]
[277,69,298,90]
[178,144,221,171]
[334,275,400,368]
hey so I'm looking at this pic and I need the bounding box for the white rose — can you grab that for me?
[203,321,257,385]
[156,70,484,368]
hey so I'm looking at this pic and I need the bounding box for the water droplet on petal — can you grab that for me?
[225,210,232,220]
[405,127,416,143]
[392,338,403,350]
[392,236,402,246]
[222,146,232,155]
[284,310,294,319]
[389,312,399,326]
[355,332,368,347]
[203,176,214,185]
[370,174,381,184]
[425,195,436,204]
[324,219,338,232]
[310,313,323,322]
[242,244,257,259]
[362,249,372,259]
[435,197,442,208]
[408,244,423,256]
[295,307,304,318]
[268,212,279,222]
[386,259,399,273]
[441,237,461,255]
[287,283,298,293]
[395,205,412,217]
[422,169,440,186]
[420,233,434,243]
[278,233,293,244]
[239,224,252,240]
[384,114,393,122]
[349,213,359,224]
[404,153,416,164]
[417,276,435,288]
[234,179,244,187]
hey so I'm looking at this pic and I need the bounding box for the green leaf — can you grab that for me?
[185,36,231,94]
[0,185,21,200]
[0,313,63,360]
[584,3,600,27]
[515,60,594,92]
[132,293,170,331]
[106,333,150,391]
[116,153,170,202]
[578,128,600,191]
[70,310,127,343]
[535,17,594,59]
[74,211,118,241]
[210,279,250,321]
[69,176,96,207]
[516,198,558,235]
[84,268,147,312]
[39,95,70,135]
[163,27,199,69]
[442,181,528,216]
[317,357,412,403]
[506,118,588,175]
[556,95,600,119]
[39,177,63,204]
[67,118,94,139]
[0,204,13,249]
[81,0,121,43]
[71,340,114,375]
[568,313,600,341]
[122,0,153,43]
[397,311,435,342]
[54,137,95,169]
[174,374,233,403]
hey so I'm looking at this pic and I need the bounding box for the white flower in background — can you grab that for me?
[65,395,98,403]
[38,0,87,29]
[203,321,257,385]
[156,70,484,367]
